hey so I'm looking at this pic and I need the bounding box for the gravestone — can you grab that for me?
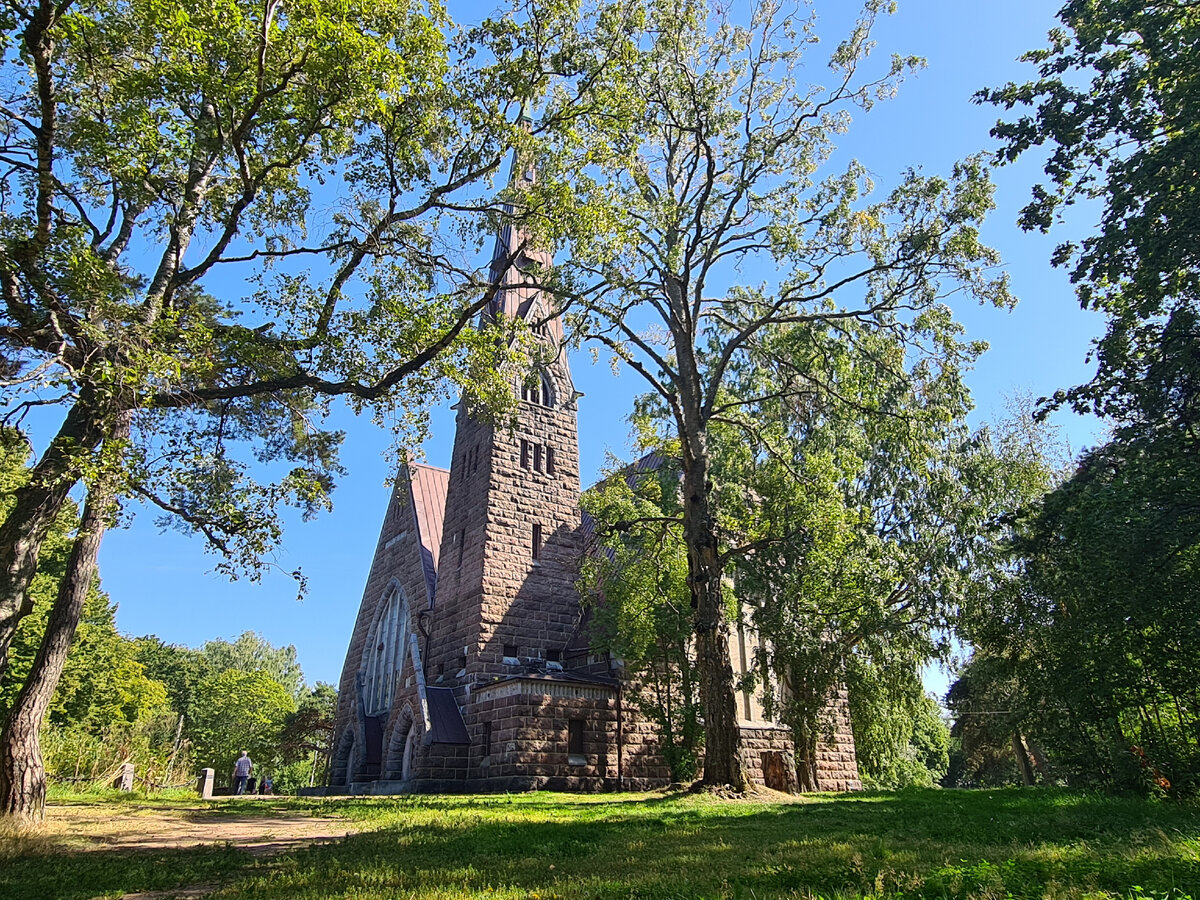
[198,767,214,799]
[114,762,135,791]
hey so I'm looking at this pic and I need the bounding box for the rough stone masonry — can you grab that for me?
[326,161,861,796]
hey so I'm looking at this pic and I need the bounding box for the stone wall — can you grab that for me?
[738,725,798,792]
[813,685,862,791]
[330,472,436,786]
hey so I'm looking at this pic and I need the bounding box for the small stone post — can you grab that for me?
[198,767,214,799]
[114,762,135,792]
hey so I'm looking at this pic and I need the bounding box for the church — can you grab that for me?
[327,165,861,794]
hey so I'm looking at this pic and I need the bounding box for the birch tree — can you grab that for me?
[562,0,1012,787]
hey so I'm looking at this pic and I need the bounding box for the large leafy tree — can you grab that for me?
[189,668,295,783]
[975,3,1200,795]
[0,0,634,820]
[978,0,1200,417]
[559,0,1012,786]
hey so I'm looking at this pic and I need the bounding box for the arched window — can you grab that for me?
[362,584,409,716]
[520,369,554,408]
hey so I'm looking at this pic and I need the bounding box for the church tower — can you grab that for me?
[328,147,852,794]
[425,172,584,692]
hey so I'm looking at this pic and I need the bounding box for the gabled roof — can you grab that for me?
[406,463,450,605]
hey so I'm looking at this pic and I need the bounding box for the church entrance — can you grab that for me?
[362,714,383,780]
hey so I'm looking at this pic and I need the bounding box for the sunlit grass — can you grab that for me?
[1,788,1198,899]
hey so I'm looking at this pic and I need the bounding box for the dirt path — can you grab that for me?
[43,799,358,857]
[19,799,362,899]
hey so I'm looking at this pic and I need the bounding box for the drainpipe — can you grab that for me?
[616,683,624,790]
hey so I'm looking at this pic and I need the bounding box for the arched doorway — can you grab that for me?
[382,703,416,780]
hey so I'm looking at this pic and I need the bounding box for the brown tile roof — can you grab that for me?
[406,462,450,605]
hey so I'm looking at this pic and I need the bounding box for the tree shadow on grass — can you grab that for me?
[210,789,1200,900]
[0,843,259,900]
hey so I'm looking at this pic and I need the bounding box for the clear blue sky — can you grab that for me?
[92,0,1105,689]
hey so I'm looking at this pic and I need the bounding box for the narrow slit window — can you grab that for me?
[482,721,492,757]
[545,445,555,475]
[568,719,584,757]
[458,528,466,567]
[532,523,542,560]
[533,443,543,473]
[520,439,529,470]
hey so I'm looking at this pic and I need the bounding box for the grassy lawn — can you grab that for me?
[1,788,1198,899]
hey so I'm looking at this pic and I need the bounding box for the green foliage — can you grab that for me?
[979,1,1200,420]
[131,637,208,725]
[200,632,304,698]
[275,682,337,790]
[956,320,1200,795]
[4,790,1200,899]
[581,461,701,781]
[188,669,295,780]
[847,659,950,790]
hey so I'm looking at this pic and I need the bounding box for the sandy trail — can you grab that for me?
[43,799,357,856]
[18,799,360,899]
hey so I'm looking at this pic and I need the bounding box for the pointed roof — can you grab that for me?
[483,144,577,403]
[405,462,450,606]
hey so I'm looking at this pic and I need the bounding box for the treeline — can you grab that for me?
[0,441,334,794]
[580,0,1200,798]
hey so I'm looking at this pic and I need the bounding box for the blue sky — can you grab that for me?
[92,0,1105,689]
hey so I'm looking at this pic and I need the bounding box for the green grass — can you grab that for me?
[2,788,1199,899]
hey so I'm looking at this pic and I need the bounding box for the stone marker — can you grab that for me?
[198,767,214,799]
[114,762,135,792]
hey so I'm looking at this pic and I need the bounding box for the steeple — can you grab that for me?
[484,140,568,353]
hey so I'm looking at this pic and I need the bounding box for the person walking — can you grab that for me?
[232,751,253,795]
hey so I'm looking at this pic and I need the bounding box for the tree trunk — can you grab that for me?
[1012,731,1036,786]
[0,396,106,680]
[680,456,747,791]
[0,475,113,823]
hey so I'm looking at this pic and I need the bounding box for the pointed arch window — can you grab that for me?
[521,368,555,408]
[362,584,409,716]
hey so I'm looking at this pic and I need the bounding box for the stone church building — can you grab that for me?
[328,170,861,794]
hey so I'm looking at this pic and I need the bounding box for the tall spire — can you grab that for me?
[485,135,560,345]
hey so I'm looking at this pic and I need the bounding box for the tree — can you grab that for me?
[559,0,1012,786]
[0,0,636,820]
[581,459,702,782]
[132,637,209,726]
[189,669,295,782]
[847,659,949,790]
[978,0,1200,419]
[276,682,337,789]
[200,632,304,698]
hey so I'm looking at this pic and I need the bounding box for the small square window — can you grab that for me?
[503,643,519,660]
[545,648,561,662]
